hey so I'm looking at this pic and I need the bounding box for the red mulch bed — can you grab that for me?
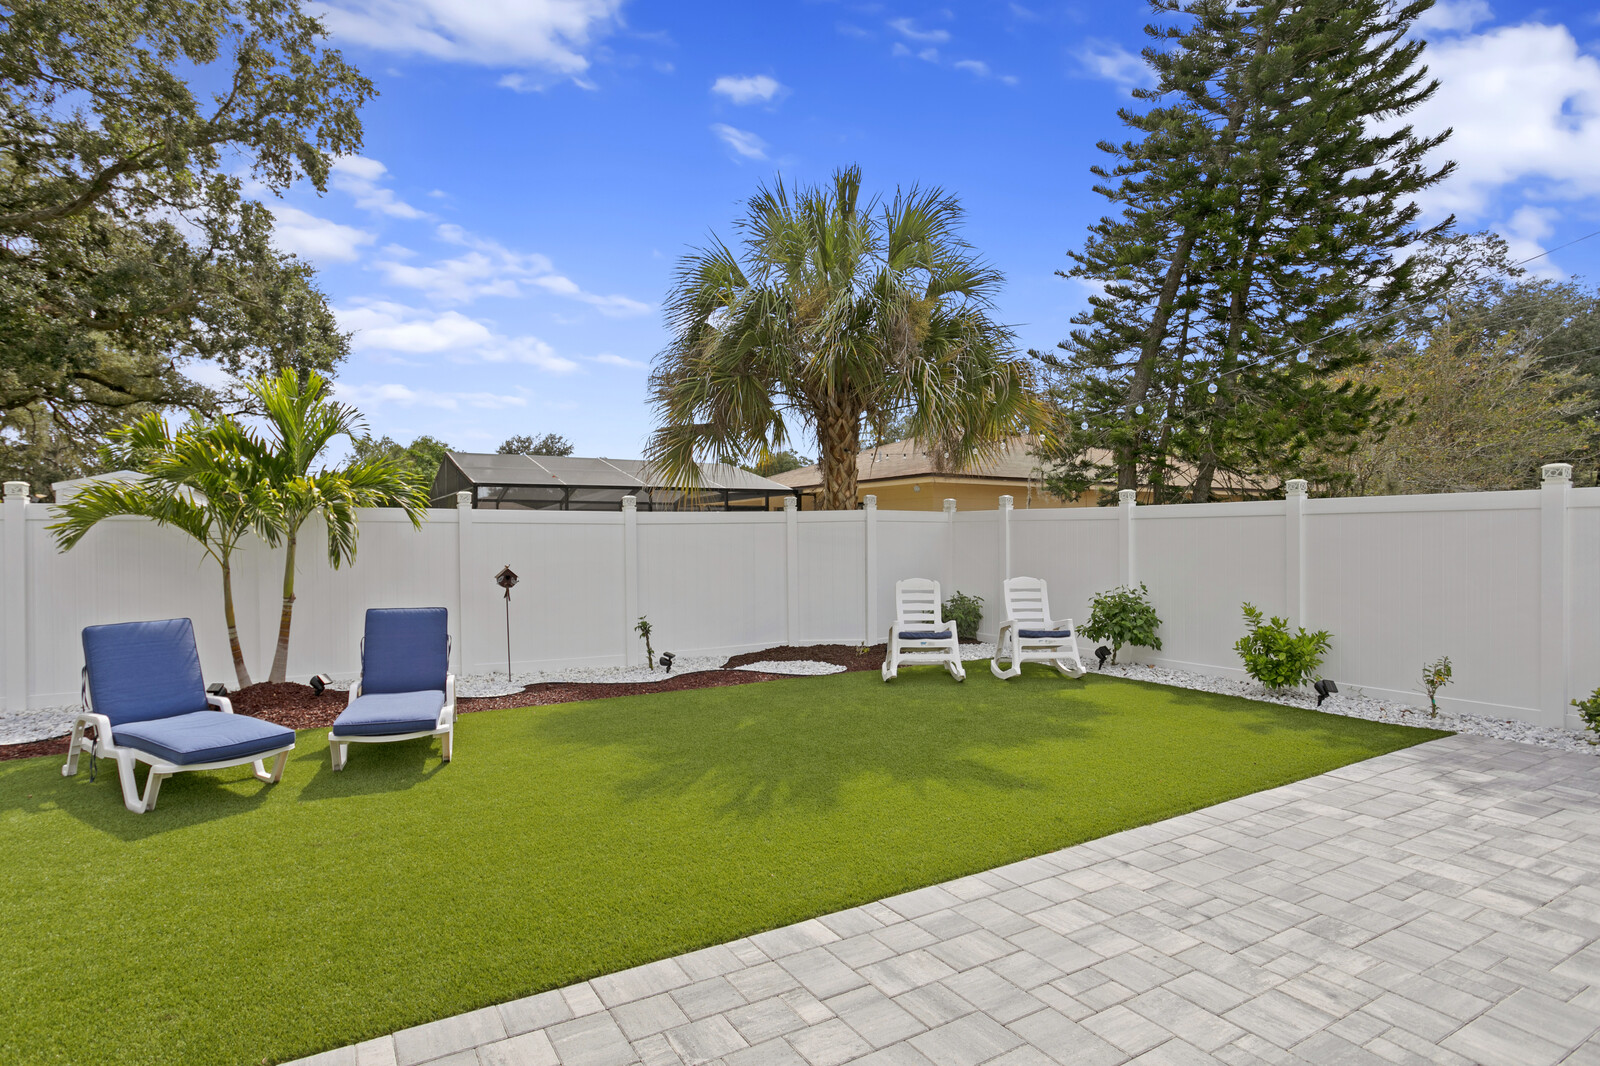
[724,643,887,672]
[0,663,809,761]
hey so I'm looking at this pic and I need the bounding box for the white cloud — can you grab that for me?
[1404,22,1600,217]
[373,224,650,315]
[712,74,784,105]
[270,205,376,262]
[918,48,939,63]
[1075,40,1154,90]
[953,59,989,77]
[888,17,949,44]
[1500,206,1567,280]
[330,156,428,219]
[333,382,530,410]
[1412,0,1494,35]
[711,123,768,161]
[336,300,580,372]
[312,0,622,74]
[593,353,647,369]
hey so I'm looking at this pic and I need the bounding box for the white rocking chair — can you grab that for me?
[882,578,966,682]
[990,577,1085,680]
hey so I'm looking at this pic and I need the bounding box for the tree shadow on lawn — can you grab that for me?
[0,755,279,841]
[528,668,1113,819]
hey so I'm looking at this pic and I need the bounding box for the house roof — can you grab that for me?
[440,452,791,493]
[768,437,1055,490]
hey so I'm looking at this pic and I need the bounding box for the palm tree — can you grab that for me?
[646,166,1037,509]
[251,368,429,683]
[50,416,282,689]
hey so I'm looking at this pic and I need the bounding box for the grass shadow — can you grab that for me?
[530,669,1112,819]
[295,733,449,802]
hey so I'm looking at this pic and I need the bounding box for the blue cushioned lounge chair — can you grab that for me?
[328,608,455,771]
[64,618,295,813]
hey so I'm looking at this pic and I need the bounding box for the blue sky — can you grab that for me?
[256,0,1600,460]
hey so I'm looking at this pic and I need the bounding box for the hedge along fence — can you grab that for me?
[3,467,1596,729]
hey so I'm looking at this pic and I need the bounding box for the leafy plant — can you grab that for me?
[1081,583,1162,665]
[1234,604,1331,691]
[1421,656,1453,714]
[635,617,655,670]
[1574,687,1600,741]
[943,591,984,642]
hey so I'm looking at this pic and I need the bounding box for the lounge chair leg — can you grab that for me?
[254,750,289,783]
[114,753,148,813]
[329,739,346,772]
[440,728,452,763]
[142,769,166,812]
[62,722,84,777]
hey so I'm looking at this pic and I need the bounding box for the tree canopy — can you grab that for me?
[497,433,575,456]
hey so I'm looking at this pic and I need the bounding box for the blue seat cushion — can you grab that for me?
[82,618,211,726]
[898,629,953,640]
[1019,629,1072,639]
[333,691,446,737]
[113,711,293,766]
[362,608,449,694]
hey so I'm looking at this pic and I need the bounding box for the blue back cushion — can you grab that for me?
[362,608,449,694]
[82,618,211,726]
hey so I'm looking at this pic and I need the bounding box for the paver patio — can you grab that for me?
[288,734,1600,1066]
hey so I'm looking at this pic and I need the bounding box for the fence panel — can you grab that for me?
[1572,490,1600,714]
[1134,502,1287,672]
[794,514,866,644]
[1009,510,1122,630]
[636,512,788,657]
[874,512,951,633]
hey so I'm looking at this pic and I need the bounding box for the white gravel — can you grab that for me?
[733,660,847,676]
[1094,660,1600,755]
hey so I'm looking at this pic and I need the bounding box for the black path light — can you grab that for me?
[495,564,520,681]
[1095,646,1111,670]
[1314,678,1338,707]
[659,651,676,674]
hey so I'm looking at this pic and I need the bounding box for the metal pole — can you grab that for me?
[504,589,512,681]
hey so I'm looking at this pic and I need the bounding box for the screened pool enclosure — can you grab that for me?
[430,452,798,511]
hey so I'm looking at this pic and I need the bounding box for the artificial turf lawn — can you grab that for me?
[0,669,1448,1065]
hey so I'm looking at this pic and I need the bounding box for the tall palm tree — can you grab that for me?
[251,368,429,684]
[646,166,1038,509]
[50,416,282,689]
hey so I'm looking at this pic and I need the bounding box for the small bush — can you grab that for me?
[1421,655,1453,713]
[1082,583,1163,665]
[1234,603,1331,691]
[943,591,984,642]
[1574,687,1600,740]
[634,616,655,670]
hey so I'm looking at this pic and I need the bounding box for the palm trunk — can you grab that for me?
[269,527,296,683]
[220,557,253,690]
[816,401,863,510]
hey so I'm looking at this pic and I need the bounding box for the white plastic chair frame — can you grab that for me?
[991,576,1086,680]
[328,672,456,772]
[882,578,966,682]
[61,677,293,814]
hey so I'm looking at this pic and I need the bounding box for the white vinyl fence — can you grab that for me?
[2,467,1595,730]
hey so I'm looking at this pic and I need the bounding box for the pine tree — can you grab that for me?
[1037,0,1456,501]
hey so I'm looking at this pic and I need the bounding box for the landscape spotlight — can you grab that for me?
[309,673,332,697]
[659,651,676,674]
[1314,678,1338,707]
[206,682,228,697]
[1095,646,1111,670]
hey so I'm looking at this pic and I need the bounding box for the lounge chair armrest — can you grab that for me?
[442,675,456,726]
[206,694,235,714]
[346,681,361,707]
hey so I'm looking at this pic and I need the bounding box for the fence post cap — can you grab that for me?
[1117,489,1137,506]
[3,481,27,500]
[455,490,472,508]
[782,495,796,512]
[998,494,1013,510]
[943,498,957,514]
[1286,479,1308,498]
[621,495,637,512]
[1542,463,1573,486]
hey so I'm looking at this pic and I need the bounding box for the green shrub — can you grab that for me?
[943,591,984,642]
[634,616,655,669]
[1234,603,1331,690]
[1081,583,1163,664]
[1421,655,1453,714]
[1574,687,1600,740]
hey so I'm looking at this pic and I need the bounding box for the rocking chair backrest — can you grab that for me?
[1004,577,1053,626]
[894,579,943,626]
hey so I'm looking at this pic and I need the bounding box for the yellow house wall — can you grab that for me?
[793,478,1105,511]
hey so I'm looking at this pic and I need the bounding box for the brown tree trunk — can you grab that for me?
[221,558,253,690]
[815,400,863,510]
[269,528,297,683]
[1120,229,1197,492]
